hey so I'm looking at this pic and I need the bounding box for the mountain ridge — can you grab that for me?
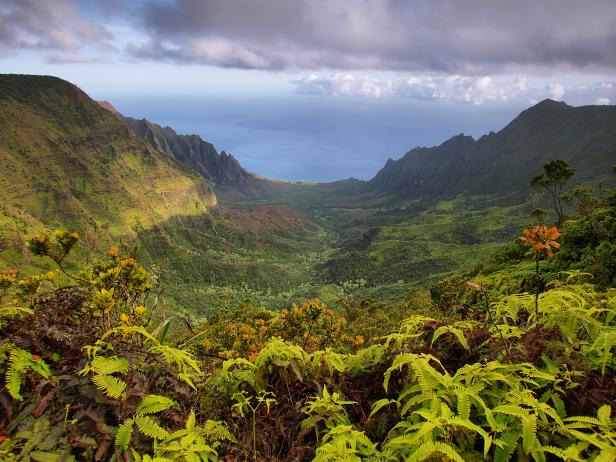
[0,74,217,253]
[367,99,616,199]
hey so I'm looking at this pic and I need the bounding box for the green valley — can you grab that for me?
[1,74,615,461]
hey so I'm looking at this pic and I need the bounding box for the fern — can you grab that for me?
[310,348,345,381]
[89,356,129,376]
[431,325,470,351]
[414,440,466,462]
[5,346,52,401]
[91,374,126,399]
[253,338,309,389]
[301,386,355,435]
[136,395,175,416]
[135,415,169,440]
[207,357,255,396]
[584,328,616,375]
[153,412,235,461]
[115,418,134,450]
[313,425,380,461]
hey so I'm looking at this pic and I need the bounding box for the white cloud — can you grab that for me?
[547,83,566,100]
[292,73,394,97]
[596,97,611,105]
[292,73,528,105]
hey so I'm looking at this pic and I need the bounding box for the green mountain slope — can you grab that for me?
[368,99,616,198]
[117,111,295,202]
[122,117,257,187]
[0,74,217,257]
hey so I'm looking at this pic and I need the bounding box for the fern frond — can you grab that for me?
[431,325,470,351]
[369,399,398,419]
[410,440,465,462]
[92,374,126,399]
[201,419,237,443]
[136,395,175,416]
[115,418,134,450]
[456,390,471,420]
[522,413,538,454]
[493,430,520,462]
[135,415,169,440]
[90,356,129,376]
[6,364,24,400]
[5,347,52,400]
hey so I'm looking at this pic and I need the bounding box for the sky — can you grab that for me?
[1,0,615,180]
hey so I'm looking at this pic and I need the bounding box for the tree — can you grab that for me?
[531,160,575,227]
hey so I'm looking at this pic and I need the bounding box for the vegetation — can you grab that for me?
[1,167,615,461]
[531,160,576,227]
[1,75,615,460]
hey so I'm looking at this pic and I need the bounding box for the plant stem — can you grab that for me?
[252,411,257,461]
[535,251,540,322]
[483,290,507,353]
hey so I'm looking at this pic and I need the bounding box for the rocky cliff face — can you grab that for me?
[123,117,264,191]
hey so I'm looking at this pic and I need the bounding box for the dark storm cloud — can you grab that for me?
[128,0,616,73]
[0,0,111,56]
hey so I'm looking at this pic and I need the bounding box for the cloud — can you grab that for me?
[125,0,616,73]
[45,53,112,64]
[547,83,566,101]
[292,73,528,104]
[397,75,528,105]
[596,97,611,105]
[292,73,394,97]
[0,0,111,57]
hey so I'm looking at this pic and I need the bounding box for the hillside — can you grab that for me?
[119,114,293,202]
[123,117,259,189]
[0,75,217,260]
[368,99,616,198]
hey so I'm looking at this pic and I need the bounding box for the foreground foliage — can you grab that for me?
[0,219,615,461]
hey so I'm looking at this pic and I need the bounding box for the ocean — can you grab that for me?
[108,94,524,182]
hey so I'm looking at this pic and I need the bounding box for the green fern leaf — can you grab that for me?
[5,347,51,400]
[6,365,24,400]
[202,419,237,443]
[456,390,471,420]
[369,399,398,419]
[115,418,134,450]
[522,413,538,454]
[91,356,129,376]
[431,325,470,351]
[92,374,127,399]
[597,405,611,424]
[135,415,169,440]
[136,395,175,416]
[186,411,196,431]
[494,430,520,462]
[410,440,465,462]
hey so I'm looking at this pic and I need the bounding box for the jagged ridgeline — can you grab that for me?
[0,74,217,246]
[367,100,616,199]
